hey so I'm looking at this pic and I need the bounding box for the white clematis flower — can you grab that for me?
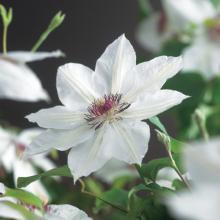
[26,35,188,182]
[136,0,216,53]
[0,50,64,102]
[166,138,220,220]
[0,183,92,220]
[137,0,220,79]
[0,127,55,201]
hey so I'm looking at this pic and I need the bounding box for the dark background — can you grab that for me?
[0,0,166,160]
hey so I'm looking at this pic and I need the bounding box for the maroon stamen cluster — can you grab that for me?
[85,94,130,130]
[16,142,26,156]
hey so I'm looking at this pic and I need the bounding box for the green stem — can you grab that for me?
[31,30,50,52]
[2,24,8,54]
[135,164,147,185]
[193,110,209,141]
[166,147,191,190]
[78,179,128,214]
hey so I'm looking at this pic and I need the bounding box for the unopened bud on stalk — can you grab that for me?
[0,4,13,26]
[48,11,65,32]
[193,108,209,141]
[155,129,170,149]
[31,11,66,52]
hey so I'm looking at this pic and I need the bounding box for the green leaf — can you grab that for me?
[149,116,168,135]
[160,39,188,56]
[1,201,37,220]
[172,179,186,191]
[17,165,72,188]
[170,137,184,153]
[140,155,182,182]
[149,116,184,153]
[5,188,43,210]
[95,188,128,213]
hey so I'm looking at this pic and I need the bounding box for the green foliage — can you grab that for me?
[139,156,182,182]
[17,165,72,188]
[5,188,43,210]
[0,201,36,220]
[95,188,128,213]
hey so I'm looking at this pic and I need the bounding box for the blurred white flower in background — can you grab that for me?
[25,34,187,182]
[137,0,220,79]
[0,127,55,201]
[0,183,92,220]
[0,50,64,102]
[136,0,215,53]
[166,138,220,220]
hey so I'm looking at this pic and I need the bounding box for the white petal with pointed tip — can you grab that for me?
[68,124,110,182]
[94,34,136,94]
[103,120,150,165]
[122,90,188,120]
[57,63,98,109]
[0,60,49,102]
[26,106,85,129]
[123,56,183,102]
[25,125,93,156]
[5,50,64,63]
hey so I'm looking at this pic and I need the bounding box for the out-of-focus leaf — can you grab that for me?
[149,116,184,153]
[140,155,182,182]
[1,201,36,220]
[161,39,188,56]
[172,179,186,191]
[165,72,206,138]
[17,165,72,188]
[95,188,128,213]
[138,0,152,19]
[85,178,103,196]
[149,116,168,135]
[5,188,43,210]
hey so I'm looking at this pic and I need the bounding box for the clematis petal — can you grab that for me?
[94,34,136,94]
[94,159,138,184]
[32,155,56,172]
[17,128,43,145]
[0,60,49,102]
[68,124,110,182]
[26,106,85,129]
[45,204,92,220]
[25,125,93,156]
[163,0,216,30]
[123,56,183,102]
[136,13,168,53]
[122,90,188,120]
[183,36,220,79]
[103,120,150,165]
[184,138,220,185]
[166,185,220,220]
[57,63,98,110]
[4,50,64,63]
[0,127,12,155]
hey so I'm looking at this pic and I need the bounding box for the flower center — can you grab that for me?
[85,94,130,129]
[15,142,26,157]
